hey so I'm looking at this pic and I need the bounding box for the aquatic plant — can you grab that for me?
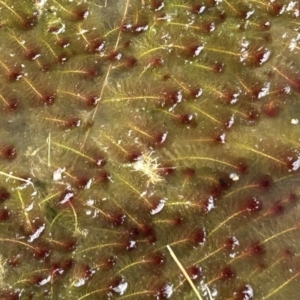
[0,0,299,299]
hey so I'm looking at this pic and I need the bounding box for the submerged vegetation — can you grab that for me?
[0,0,300,299]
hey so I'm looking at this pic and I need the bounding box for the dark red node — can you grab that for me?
[0,187,10,203]
[189,4,206,14]
[74,264,93,282]
[25,48,40,61]
[266,202,285,217]
[150,56,164,67]
[181,41,204,58]
[268,2,285,16]
[170,215,183,226]
[190,228,206,245]
[159,89,183,108]
[107,50,122,62]
[241,105,260,124]
[21,15,37,30]
[28,274,47,286]
[209,173,232,197]
[33,245,51,260]
[248,47,271,67]
[232,158,248,173]
[123,56,138,68]
[84,95,100,107]
[243,197,262,214]
[7,255,22,267]
[102,256,117,270]
[88,38,105,53]
[95,170,111,184]
[286,193,297,204]
[7,99,19,111]
[8,70,22,81]
[42,93,56,106]
[0,145,17,160]
[71,6,89,21]
[106,211,126,227]
[280,150,300,170]
[218,265,235,280]
[60,258,74,273]
[182,167,196,180]
[245,242,265,258]
[61,116,81,130]
[150,130,168,147]
[188,87,203,99]
[218,172,233,190]
[0,289,20,300]
[57,54,69,64]
[0,208,10,221]
[254,174,273,191]
[212,61,225,73]
[177,113,197,127]
[84,67,100,79]
[40,64,51,72]
[224,236,240,251]
[54,237,77,252]
[157,163,175,177]
[125,148,143,162]
[261,100,281,117]
[186,265,202,280]
[56,38,70,48]
[147,251,165,266]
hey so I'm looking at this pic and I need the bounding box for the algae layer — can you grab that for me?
[0,0,300,299]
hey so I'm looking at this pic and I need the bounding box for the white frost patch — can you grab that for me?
[126,240,136,250]
[242,284,254,300]
[245,10,255,19]
[84,179,93,190]
[38,275,51,286]
[230,172,239,181]
[230,92,240,104]
[161,283,173,299]
[227,115,235,128]
[206,196,214,212]
[74,278,86,287]
[194,46,204,56]
[34,0,48,17]
[86,199,94,206]
[287,1,297,11]
[150,199,166,215]
[292,156,300,171]
[289,34,300,51]
[135,25,149,32]
[291,118,299,125]
[112,279,128,295]
[259,49,271,65]
[25,202,34,211]
[197,6,206,14]
[258,82,270,99]
[155,1,164,11]
[195,88,203,98]
[58,192,73,204]
[131,151,164,185]
[53,167,65,181]
[219,133,226,143]
[231,236,240,249]
[28,224,45,243]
